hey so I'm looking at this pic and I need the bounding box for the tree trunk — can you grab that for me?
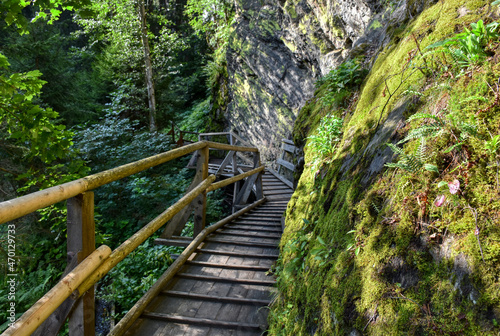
[138,0,157,132]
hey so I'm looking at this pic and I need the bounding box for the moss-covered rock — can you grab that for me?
[269,0,500,334]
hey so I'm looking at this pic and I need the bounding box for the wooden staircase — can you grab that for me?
[124,170,291,336]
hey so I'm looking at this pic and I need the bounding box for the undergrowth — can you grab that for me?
[270,1,500,335]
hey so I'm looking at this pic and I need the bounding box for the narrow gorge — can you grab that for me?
[220,0,500,334]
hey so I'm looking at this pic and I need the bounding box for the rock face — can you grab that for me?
[226,0,381,161]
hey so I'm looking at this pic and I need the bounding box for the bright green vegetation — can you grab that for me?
[0,0,231,332]
[270,1,500,334]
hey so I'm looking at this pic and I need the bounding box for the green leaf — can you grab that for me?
[424,164,439,173]
[438,181,448,188]
[317,236,325,245]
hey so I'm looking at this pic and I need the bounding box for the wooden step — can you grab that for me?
[266,195,293,201]
[239,217,282,223]
[160,290,272,306]
[177,273,276,286]
[196,249,278,258]
[204,238,279,248]
[212,231,281,239]
[141,312,263,330]
[264,189,294,195]
[222,226,282,233]
[231,220,282,227]
[247,211,285,216]
[184,260,272,271]
[242,213,284,218]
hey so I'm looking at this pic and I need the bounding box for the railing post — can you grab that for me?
[193,145,209,236]
[232,150,238,213]
[254,152,263,199]
[67,192,95,336]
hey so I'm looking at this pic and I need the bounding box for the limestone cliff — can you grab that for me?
[224,0,500,334]
[226,0,375,161]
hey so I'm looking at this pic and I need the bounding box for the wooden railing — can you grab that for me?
[167,121,199,147]
[0,140,264,336]
[269,138,298,189]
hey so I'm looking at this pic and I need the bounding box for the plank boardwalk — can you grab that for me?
[125,169,292,336]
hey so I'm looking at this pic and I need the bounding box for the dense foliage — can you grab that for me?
[0,0,232,332]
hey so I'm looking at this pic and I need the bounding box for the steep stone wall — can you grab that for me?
[225,0,384,162]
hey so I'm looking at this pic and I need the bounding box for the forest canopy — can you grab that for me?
[0,0,231,333]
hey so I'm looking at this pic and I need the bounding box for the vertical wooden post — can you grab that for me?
[193,145,209,236]
[67,192,95,336]
[232,150,238,214]
[254,152,263,200]
[170,121,176,144]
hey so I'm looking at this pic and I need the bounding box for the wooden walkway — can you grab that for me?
[124,169,292,336]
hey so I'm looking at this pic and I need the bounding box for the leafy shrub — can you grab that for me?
[425,20,499,69]
[101,240,175,314]
[74,113,194,247]
[315,59,368,108]
[307,114,343,170]
[386,112,478,174]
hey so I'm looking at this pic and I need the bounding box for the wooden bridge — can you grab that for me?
[0,133,296,336]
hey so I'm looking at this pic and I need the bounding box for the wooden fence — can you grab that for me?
[0,140,264,336]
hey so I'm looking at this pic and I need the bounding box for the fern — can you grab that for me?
[385,141,426,173]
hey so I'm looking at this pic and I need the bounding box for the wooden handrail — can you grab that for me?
[0,142,206,225]
[0,139,263,336]
[3,246,112,336]
[73,175,216,297]
[107,197,267,336]
[0,141,259,225]
[207,165,265,192]
[205,140,258,152]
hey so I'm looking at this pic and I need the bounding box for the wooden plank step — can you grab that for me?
[264,189,294,195]
[239,216,282,223]
[247,211,285,216]
[204,238,279,247]
[222,226,282,233]
[141,312,263,330]
[231,220,282,227]
[244,212,283,217]
[258,203,289,207]
[184,261,272,271]
[266,195,293,201]
[211,231,281,239]
[160,290,272,306]
[177,273,276,286]
[196,249,278,258]
[263,185,292,190]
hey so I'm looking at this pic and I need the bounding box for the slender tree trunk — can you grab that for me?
[138,0,157,132]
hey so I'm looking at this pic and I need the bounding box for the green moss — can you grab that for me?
[270,0,500,334]
[284,0,298,19]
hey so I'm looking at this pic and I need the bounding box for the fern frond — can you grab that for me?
[416,137,428,163]
[385,143,424,173]
[407,113,443,124]
[458,122,478,138]
[399,125,443,144]
[386,143,404,155]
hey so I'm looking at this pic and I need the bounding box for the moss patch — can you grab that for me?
[269,0,500,335]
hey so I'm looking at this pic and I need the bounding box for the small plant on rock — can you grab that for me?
[307,114,343,171]
[425,20,499,69]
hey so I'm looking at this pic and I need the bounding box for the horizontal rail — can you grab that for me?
[3,245,112,336]
[207,165,264,192]
[205,141,258,152]
[0,141,259,225]
[199,132,231,137]
[107,197,267,336]
[0,142,205,225]
[73,175,216,297]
